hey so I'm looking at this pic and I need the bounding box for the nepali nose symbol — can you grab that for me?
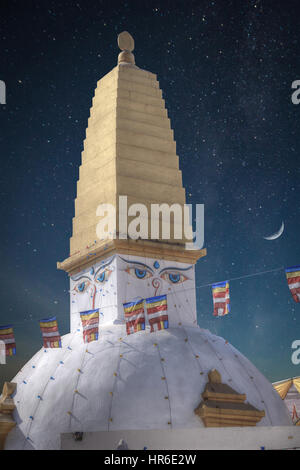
[89,284,97,308]
[152,278,161,296]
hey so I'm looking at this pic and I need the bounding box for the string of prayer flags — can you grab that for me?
[212,281,230,317]
[0,325,16,356]
[123,299,145,335]
[80,309,100,343]
[145,295,169,333]
[285,265,300,303]
[39,317,62,348]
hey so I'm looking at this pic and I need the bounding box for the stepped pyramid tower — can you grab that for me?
[57,31,206,332]
[3,32,292,451]
[58,30,205,275]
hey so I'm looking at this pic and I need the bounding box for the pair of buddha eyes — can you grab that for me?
[74,269,112,294]
[125,266,189,285]
[74,265,190,294]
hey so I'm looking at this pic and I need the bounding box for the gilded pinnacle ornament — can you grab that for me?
[117,31,135,65]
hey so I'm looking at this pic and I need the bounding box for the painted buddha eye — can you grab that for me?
[74,280,90,293]
[169,273,181,283]
[97,272,106,283]
[125,266,153,280]
[160,271,189,285]
[95,269,112,284]
[135,268,147,279]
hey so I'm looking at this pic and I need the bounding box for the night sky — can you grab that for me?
[1,0,300,389]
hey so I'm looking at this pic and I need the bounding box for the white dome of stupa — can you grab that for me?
[5,323,291,450]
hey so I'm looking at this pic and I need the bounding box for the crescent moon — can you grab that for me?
[263,221,284,240]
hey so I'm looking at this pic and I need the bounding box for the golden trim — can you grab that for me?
[195,370,265,428]
[57,239,206,275]
[0,382,17,450]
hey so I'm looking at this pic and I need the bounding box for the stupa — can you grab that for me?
[2,32,293,450]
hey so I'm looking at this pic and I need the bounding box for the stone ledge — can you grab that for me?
[58,240,206,275]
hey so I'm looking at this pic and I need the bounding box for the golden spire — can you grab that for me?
[57,32,206,275]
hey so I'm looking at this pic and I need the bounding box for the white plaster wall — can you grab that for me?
[70,255,118,331]
[70,254,197,332]
[116,255,197,327]
[61,425,300,450]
